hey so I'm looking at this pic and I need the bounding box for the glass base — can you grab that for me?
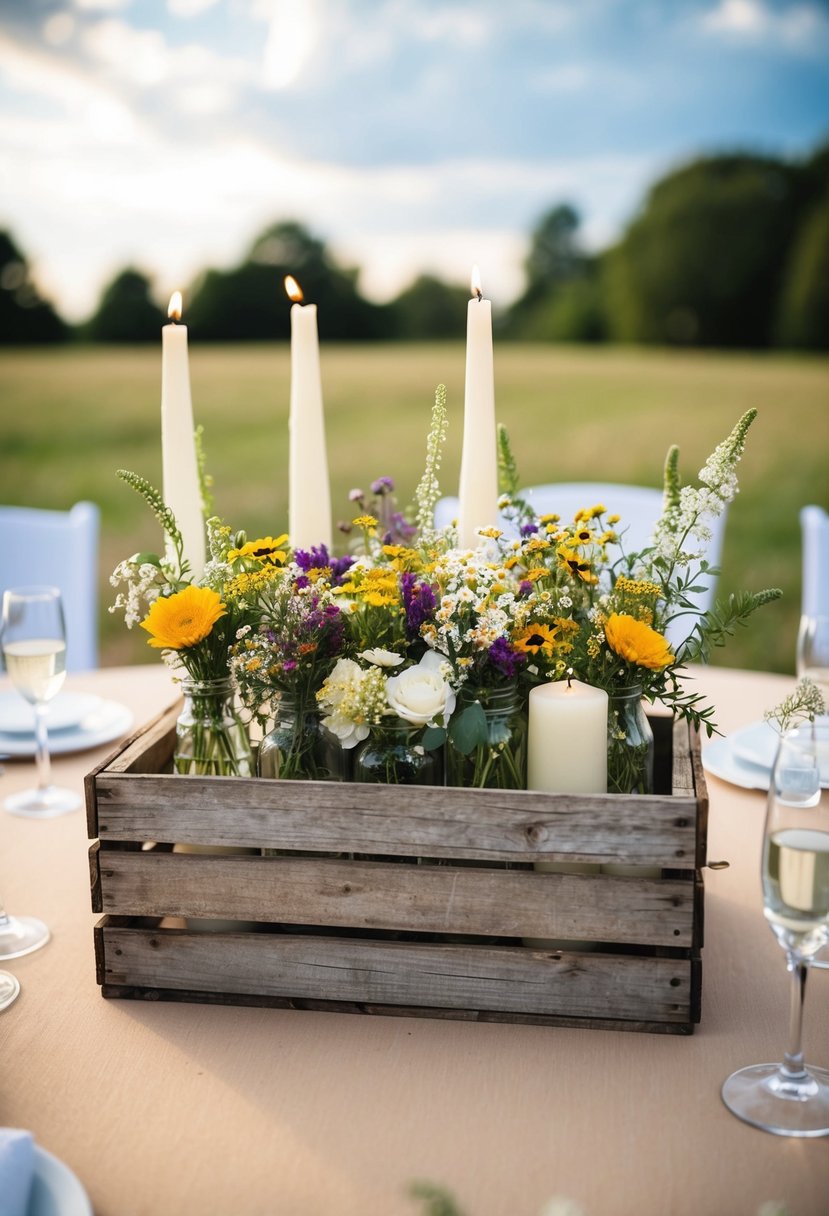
[0,970,20,1011]
[722,1062,829,1136]
[4,784,81,818]
[0,915,51,960]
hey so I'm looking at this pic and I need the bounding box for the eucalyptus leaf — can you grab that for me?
[448,702,487,755]
[421,726,446,752]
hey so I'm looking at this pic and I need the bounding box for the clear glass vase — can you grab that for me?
[258,692,350,781]
[446,682,527,790]
[174,676,253,777]
[606,684,654,795]
[354,720,443,786]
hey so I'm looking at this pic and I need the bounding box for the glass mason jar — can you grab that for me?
[258,692,350,781]
[354,720,442,786]
[606,684,654,795]
[446,682,527,790]
[174,676,253,777]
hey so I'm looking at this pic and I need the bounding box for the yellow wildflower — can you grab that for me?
[139,586,226,650]
[478,527,503,539]
[353,514,378,531]
[605,613,675,670]
[513,622,560,656]
[228,534,288,564]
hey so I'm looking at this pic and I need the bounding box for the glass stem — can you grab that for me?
[781,952,810,1081]
[33,703,51,792]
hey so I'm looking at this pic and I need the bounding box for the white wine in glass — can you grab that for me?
[1,586,80,817]
[721,720,829,1136]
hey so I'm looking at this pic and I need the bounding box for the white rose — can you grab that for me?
[385,651,456,727]
[320,711,370,750]
[358,648,404,667]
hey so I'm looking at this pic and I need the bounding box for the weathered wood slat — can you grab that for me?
[93,852,695,946]
[94,774,697,865]
[85,702,178,836]
[95,922,695,1024]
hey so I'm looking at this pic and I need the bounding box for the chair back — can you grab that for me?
[800,505,829,618]
[0,502,100,671]
[435,482,728,648]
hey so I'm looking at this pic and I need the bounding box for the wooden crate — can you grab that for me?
[86,704,708,1034]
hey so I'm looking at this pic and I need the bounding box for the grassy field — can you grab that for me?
[1,342,827,673]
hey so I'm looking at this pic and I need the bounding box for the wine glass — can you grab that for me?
[721,719,829,1136]
[796,613,829,970]
[0,970,20,1012]
[0,896,50,960]
[1,586,80,817]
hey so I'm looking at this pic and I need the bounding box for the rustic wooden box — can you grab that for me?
[86,704,708,1034]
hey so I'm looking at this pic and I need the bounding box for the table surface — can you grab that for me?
[1,664,828,1216]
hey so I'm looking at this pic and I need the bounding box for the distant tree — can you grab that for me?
[85,268,162,342]
[0,230,67,344]
[775,190,829,350]
[603,155,803,347]
[505,204,599,340]
[188,220,390,341]
[390,274,469,339]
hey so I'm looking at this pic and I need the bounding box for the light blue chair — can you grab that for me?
[0,502,100,670]
[435,482,727,648]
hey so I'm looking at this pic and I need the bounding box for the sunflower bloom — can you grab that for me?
[605,613,675,670]
[140,586,227,650]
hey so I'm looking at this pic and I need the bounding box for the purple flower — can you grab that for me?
[349,488,365,502]
[521,522,539,537]
[371,476,394,495]
[294,574,310,589]
[488,637,526,680]
[400,571,436,639]
[282,660,298,673]
[294,544,355,586]
[518,580,533,598]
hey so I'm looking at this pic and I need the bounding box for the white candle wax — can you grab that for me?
[458,269,499,549]
[527,679,608,794]
[288,300,332,550]
[161,311,205,580]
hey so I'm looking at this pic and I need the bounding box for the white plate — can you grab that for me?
[729,720,779,772]
[0,692,103,735]
[0,700,133,758]
[702,737,770,791]
[28,1146,92,1216]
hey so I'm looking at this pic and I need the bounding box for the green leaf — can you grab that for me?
[448,702,487,755]
[421,726,446,751]
[130,551,162,568]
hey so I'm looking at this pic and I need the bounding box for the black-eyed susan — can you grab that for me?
[139,586,227,650]
[605,613,675,670]
[228,535,289,564]
[513,622,560,656]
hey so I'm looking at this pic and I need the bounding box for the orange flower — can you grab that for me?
[605,613,675,671]
[139,586,226,650]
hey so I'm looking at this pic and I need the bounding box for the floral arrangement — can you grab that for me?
[112,388,780,792]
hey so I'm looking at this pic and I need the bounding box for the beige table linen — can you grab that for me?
[1,664,828,1216]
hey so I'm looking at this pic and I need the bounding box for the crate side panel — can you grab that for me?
[95,853,696,946]
[97,925,694,1023]
[94,773,698,866]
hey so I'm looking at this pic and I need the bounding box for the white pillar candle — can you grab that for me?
[161,292,205,581]
[285,275,332,550]
[458,265,499,549]
[528,677,608,794]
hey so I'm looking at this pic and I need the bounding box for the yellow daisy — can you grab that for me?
[139,586,226,650]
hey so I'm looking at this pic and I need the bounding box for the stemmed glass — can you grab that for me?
[796,613,829,970]
[722,720,829,1136]
[0,970,20,1012]
[0,897,50,960]
[1,586,80,817]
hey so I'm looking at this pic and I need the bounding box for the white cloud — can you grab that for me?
[258,0,321,89]
[700,0,829,51]
[167,0,221,16]
[70,0,132,11]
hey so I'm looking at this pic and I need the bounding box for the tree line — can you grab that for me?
[3,143,827,350]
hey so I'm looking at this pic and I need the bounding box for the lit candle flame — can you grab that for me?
[284,275,304,303]
[470,265,483,301]
[167,291,183,322]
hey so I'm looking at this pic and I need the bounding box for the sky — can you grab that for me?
[1,0,828,322]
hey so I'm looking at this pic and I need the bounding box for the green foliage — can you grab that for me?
[448,701,487,754]
[188,220,389,341]
[765,678,826,732]
[0,230,67,345]
[680,588,783,667]
[497,423,520,497]
[194,424,215,517]
[775,190,829,350]
[409,1182,465,1216]
[84,268,161,343]
[391,274,469,340]
[116,469,187,578]
[604,155,809,347]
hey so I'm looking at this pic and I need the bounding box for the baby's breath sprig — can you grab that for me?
[414,383,449,546]
[764,677,826,733]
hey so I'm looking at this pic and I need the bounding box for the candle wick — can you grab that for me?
[475,289,483,302]
[566,667,574,689]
